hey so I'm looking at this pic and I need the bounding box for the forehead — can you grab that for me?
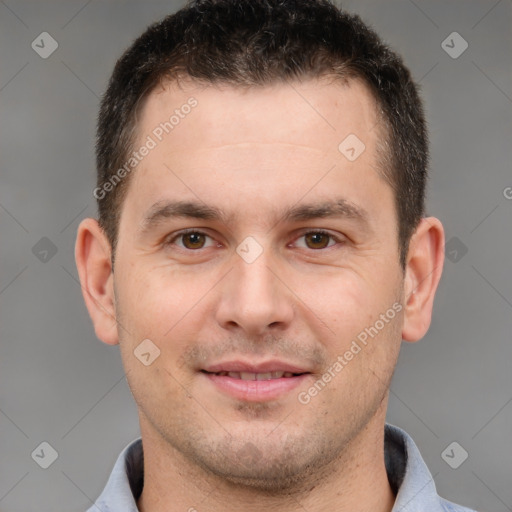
[121,77,389,229]
[138,77,380,155]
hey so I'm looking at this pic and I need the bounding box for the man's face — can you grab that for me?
[113,78,405,487]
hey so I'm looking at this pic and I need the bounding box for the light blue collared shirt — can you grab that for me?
[87,423,478,512]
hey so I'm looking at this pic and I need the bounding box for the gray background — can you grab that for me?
[1,1,511,511]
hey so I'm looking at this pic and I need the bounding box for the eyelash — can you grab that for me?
[164,228,344,252]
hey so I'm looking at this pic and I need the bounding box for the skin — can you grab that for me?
[76,77,444,512]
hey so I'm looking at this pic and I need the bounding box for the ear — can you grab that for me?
[75,218,119,345]
[402,217,445,343]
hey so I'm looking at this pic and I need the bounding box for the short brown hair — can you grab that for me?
[95,0,428,269]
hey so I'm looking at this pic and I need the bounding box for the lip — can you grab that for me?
[202,372,310,402]
[203,360,310,374]
[201,359,312,402]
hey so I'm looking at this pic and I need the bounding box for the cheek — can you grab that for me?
[295,267,403,388]
[114,266,194,352]
[293,268,396,341]
[114,269,205,402]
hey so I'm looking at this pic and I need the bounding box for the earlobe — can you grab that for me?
[402,217,445,343]
[75,218,119,345]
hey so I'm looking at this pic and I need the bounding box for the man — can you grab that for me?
[75,1,477,511]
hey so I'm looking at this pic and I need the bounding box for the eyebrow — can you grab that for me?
[138,198,371,235]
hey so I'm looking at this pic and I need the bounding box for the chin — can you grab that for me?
[185,435,336,494]
[206,458,315,493]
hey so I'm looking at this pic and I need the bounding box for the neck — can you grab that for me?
[137,409,395,512]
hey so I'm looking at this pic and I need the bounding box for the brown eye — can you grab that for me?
[181,232,207,249]
[304,232,333,249]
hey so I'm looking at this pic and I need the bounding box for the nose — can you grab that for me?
[214,245,295,337]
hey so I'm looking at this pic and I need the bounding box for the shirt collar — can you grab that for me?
[88,423,475,512]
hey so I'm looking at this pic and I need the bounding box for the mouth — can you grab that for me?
[200,361,312,402]
[201,370,304,380]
